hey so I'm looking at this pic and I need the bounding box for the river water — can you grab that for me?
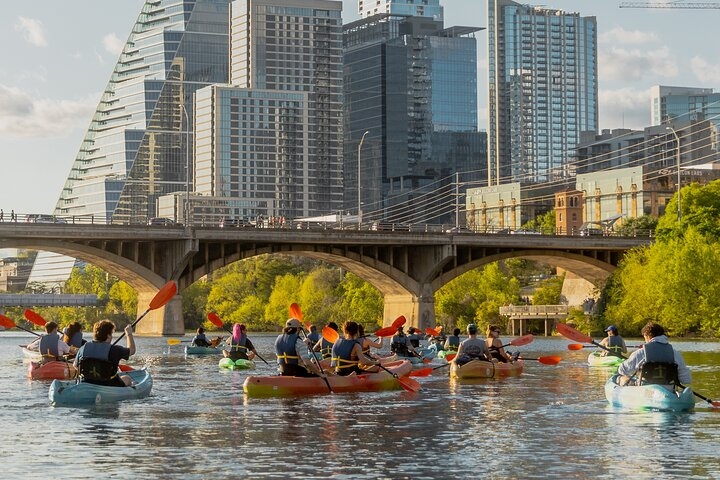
[2,332,720,479]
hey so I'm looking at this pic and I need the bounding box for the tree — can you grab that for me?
[523,210,556,234]
[531,274,565,305]
[615,215,658,237]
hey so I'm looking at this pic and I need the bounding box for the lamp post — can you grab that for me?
[358,130,369,228]
[665,126,681,221]
[180,103,191,225]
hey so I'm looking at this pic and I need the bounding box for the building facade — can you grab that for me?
[358,0,443,20]
[488,0,598,186]
[343,13,486,225]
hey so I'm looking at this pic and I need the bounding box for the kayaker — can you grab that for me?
[191,327,212,347]
[444,328,461,352]
[616,322,691,388]
[276,318,317,377]
[390,326,417,357]
[486,324,513,363]
[452,324,493,366]
[26,321,71,362]
[599,325,627,357]
[74,319,135,387]
[331,321,379,375]
[313,321,338,359]
[224,324,258,361]
[407,327,422,349]
[62,322,86,351]
[358,324,383,357]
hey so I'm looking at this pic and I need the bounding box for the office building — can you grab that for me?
[343,12,485,224]
[488,1,598,186]
[358,0,443,20]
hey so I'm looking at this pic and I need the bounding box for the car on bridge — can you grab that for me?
[26,214,66,223]
[147,217,176,226]
[219,217,250,228]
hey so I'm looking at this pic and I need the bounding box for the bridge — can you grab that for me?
[0,222,651,335]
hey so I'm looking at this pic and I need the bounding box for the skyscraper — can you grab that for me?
[358,0,443,20]
[343,12,485,224]
[488,0,598,186]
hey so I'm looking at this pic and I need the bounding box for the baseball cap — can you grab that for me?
[604,325,618,332]
[467,323,478,334]
[286,318,303,328]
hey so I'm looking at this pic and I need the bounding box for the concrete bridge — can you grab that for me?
[0,223,651,335]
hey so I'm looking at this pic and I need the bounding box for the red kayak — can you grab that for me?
[28,360,78,381]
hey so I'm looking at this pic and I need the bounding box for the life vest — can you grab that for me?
[445,336,460,351]
[275,333,300,365]
[39,333,60,359]
[67,331,84,348]
[319,338,333,359]
[605,335,624,354]
[192,333,211,347]
[77,341,117,382]
[638,341,678,386]
[390,334,410,356]
[331,338,360,372]
[407,334,421,348]
[307,331,321,344]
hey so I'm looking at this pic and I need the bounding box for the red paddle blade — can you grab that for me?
[289,303,302,320]
[322,326,339,343]
[509,334,534,347]
[537,356,562,365]
[556,323,594,344]
[24,310,47,327]
[397,376,421,392]
[207,312,224,328]
[118,364,135,372]
[711,401,720,408]
[425,327,441,337]
[567,344,585,350]
[444,353,457,362]
[409,367,433,377]
[148,281,178,310]
[374,326,397,337]
[391,315,406,328]
[0,314,17,329]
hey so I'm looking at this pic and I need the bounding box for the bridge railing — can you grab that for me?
[499,305,571,317]
[0,293,99,307]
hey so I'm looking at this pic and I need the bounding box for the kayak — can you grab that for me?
[19,345,43,362]
[450,359,524,379]
[588,351,624,367]
[185,345,223,355]
[604,374,695,411]
[29,360,78,381]
[49,368,152,406]
[243,359,413,397]
[219,357,256,370]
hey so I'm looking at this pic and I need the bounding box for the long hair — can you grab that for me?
[232,323,246,343]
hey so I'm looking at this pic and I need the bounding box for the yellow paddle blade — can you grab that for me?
[167,338,183,345]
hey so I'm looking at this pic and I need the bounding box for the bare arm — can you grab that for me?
[124,325,136,356]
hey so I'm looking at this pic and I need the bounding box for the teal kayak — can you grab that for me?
[219,357,256,370]
[49,369,152,406]
[604,374,695,411]
[588,351,624,367]
[185,345,223,355]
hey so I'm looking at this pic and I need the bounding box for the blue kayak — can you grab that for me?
[185,345,223,355]
[49,369,153,406]
[604,374,694,411]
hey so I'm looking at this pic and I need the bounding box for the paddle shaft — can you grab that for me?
[677,383,720,407]
[299,329,333,393]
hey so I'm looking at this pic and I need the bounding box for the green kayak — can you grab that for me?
[219,357,256,370]
[587,351,624,367]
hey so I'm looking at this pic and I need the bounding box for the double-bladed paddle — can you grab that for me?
[113,280,177,346]
[557,322,720,408]
[207,312,269,365]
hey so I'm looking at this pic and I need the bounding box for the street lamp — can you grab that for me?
[180,103,191,226]
[358,130,369,228]
[665,126,681,221]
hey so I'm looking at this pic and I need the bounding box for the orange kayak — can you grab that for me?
[28,360,78,380]
[243,360,413,397]
[450,359,524,379]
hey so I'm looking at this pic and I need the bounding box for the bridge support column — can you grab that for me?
[134,293,184,336]
[383,283,436,331]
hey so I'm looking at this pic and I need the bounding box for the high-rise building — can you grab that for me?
[488,0,598,186]
[54,0,230,224]
[651,86,720,138]
[358,0,443,20]
[343,13,485,225]
[193,0,344,220]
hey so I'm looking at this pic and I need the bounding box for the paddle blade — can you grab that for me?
[444,353,456,362]
[118,364,135,372]
[289,303,303,320]
[374,326,397,337]
[167,338,183,345]
[408,367,433,377]
[425,327,441,337]
[509,333,534,347]
[207,312,224,328]
[391,315,406,328]
[398,376,422,392]
[556,323,594,344]
[322,326,339,343]
[567,343,585,350]
[149,280,178,310]
[0,314,17,329]
[537,355,562,365]
[24,310,47,327]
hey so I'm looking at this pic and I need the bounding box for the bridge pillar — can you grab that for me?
[383,283,436,332]
[134,293,184,336]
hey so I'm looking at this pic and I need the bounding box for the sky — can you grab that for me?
[1,0,719,215]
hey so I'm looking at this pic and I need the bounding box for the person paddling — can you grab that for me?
[331,321,379,376]
[486,324,513,363]
[224,323,258,361]
[26,321,71,363]
[74,320,135,387]
[452,324,493,366]
[275,318,317,377]
[599,325,627,357]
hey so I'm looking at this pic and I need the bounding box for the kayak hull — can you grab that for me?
[588,351,624,367]
[243,360,413,397]
[219,357,256,370]
[49,369,152,406]
[29,361,78,380]
[185,345,223,355]
[20,345,42,362]
[604,374,695,411]
[450,359,524,379]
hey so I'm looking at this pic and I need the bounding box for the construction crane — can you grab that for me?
[619,2,720,8]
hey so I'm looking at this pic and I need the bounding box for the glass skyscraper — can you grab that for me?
[358,0,443,20]
[344,13,485,224]
[488,0,598,186]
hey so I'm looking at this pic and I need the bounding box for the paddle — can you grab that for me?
[392,315,407,329]
[322,326,339,344]
[519,355,562,365]
[409,353,458,376]
[167,338,187,345]
[0,314,41,336]
[289,304,333,393]
[207,312,269,365]
[498,333,534,349]
[113,280,177,346]
[376,363,421,393]
[567,343,641,350]
[557,323,719,408]
[374,326,398,337]
[24,310,47,327]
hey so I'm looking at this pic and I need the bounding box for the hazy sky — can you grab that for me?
[1,0,718,214]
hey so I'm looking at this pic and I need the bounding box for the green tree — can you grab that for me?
[531,274,565,305]
[334,272,383,327]
[615,215,658,237]
[523,210,556,234]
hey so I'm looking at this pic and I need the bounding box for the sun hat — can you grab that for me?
[286,318,303,328]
